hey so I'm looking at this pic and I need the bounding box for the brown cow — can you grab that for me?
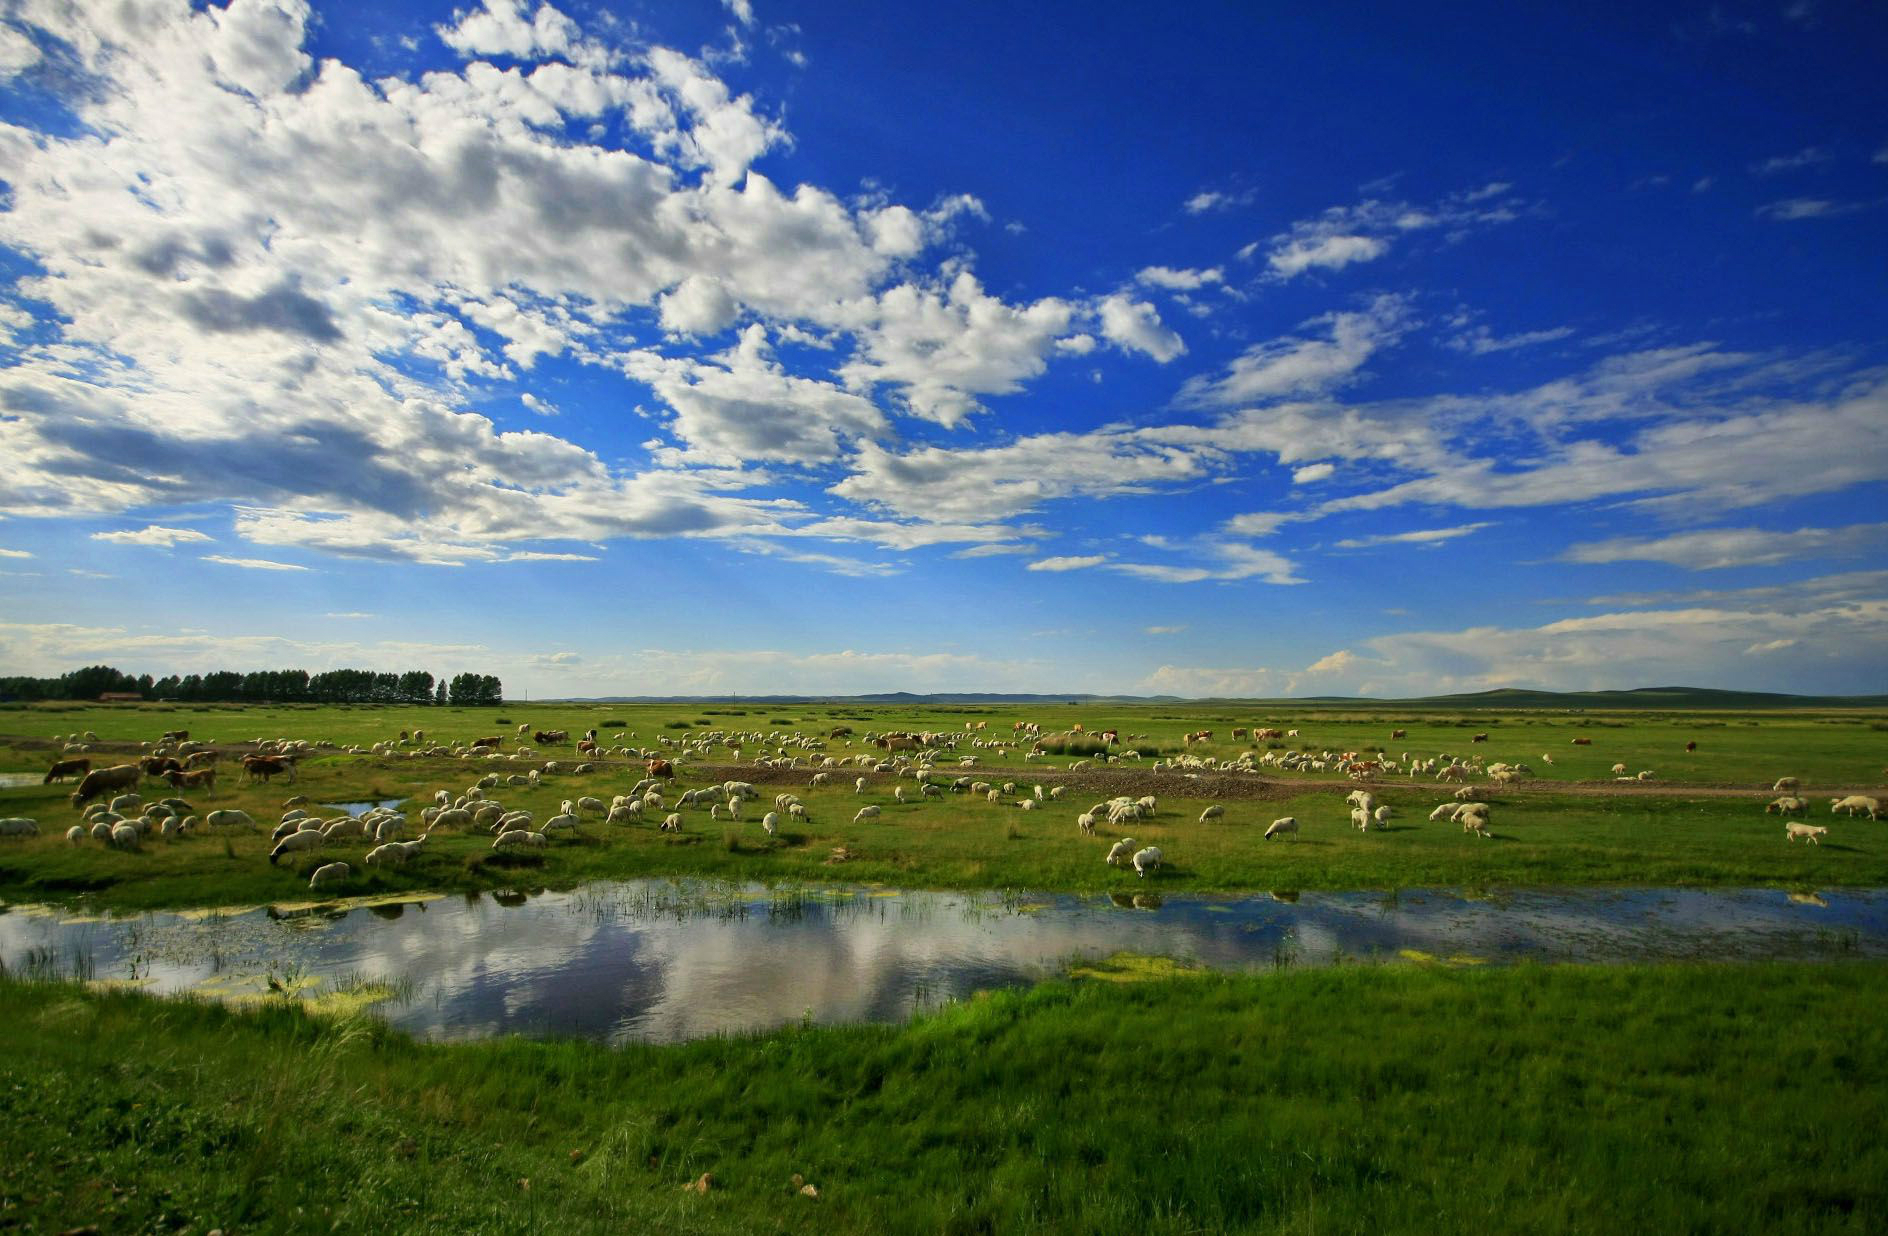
[534,730,568,745]
[240,754,296,784]
[183,750,217,769]
[71,763,141,808]
[646,759,675,780]
[165,768,216,793]
[1685,741,1698,753]
[1391,729,1407,739]
[44,757,91,784]
[161,729,189,743]
[1471,733,1489,743]
[1570,737,1593,746]
[141,755,183,778]
[470,736,502,749]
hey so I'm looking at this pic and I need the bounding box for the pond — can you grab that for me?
[2,881,1882,1045]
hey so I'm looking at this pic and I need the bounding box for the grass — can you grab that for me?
[0,702,1884,913]
[0,962,1882,1233]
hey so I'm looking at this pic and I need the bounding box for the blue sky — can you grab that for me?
[0,0,1884,698]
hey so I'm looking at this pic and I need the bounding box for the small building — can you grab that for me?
[97,691,143,702]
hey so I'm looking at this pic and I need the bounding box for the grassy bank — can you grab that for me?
[1,963,1882,1233]
[1,756,1885,914]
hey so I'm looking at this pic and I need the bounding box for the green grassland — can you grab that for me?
[0,700,1883,912]
[2,962,1882,1234]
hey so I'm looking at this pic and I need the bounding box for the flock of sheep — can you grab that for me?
[0,721,1881,892]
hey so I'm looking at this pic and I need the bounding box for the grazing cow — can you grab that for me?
[161,729,189,743]
[240,754,296,784]
[1391,729,1407,739]
[646,758,676,780]
[577,739,599,755]
[470,735,503,749]
[1471,733,1489,743]
[1184,730,1214,745]
[182,750,217,769]
[534,729,568,745]
[1685,741,1698,753]
[43,757,91,784]
[70,764,141,808]
[829,726,854,739]
[1098,729,1118,745]
[164,768,216,793]
[140,755,183,778]
[1570,737,1593,746]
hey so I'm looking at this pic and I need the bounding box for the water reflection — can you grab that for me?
[1,881,1884,1045]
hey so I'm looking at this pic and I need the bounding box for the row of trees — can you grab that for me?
[0,665,504,706]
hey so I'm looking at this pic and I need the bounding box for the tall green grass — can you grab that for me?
[1,963,1882,1233]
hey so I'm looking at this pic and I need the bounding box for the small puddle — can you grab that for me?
[325,799,404,817]
[2,881,1882,1045]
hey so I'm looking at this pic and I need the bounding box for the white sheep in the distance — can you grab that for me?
[0,818,39,837]
[1105,838,1136,867]
[493,829,549,849]
[1786,822,1828,845]
[1263,817,1298,841]
[308,861,351,890]
[1199,805,1225,823]
[1830,796,1880,820]
[269,829,322,863]
[853,805,881,823]
[1131,846,1163,878]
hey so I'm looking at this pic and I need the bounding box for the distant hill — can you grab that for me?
[551,686,1886,710]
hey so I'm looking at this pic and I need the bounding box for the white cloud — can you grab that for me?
[1756,198,1863,221]
[437,0,581,61]
[1751,146,1832,175]
[0,547,32,559]
[1291,463,1334,485]
[1744,638,1797,655]
[325,611,375,619]
[1335,522,1493,550]
[1175,295,1407,407]
[1144,624,1187,635]
[1096,294,1186,363]
[1182,189,1252,215]
[1561,522,1888,570]
[203,554,310,571]
[1447,324,1575,355]
[1257,183,1526,281]
[1136,265,1223,291]
[1027,555,1108,572]
[0,23,42,77]
[723,0,756,28]
[91,526,217,548]
[1140,664,1281,697]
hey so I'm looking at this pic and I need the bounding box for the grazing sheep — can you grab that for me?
[1263,817,1299,841]
[853,805,881,823]
[762,811,779,836]
[1018,799,1037,811]
[1765,796,1810,815]
[108,792,142,816]
[321,817,369,842]
[1131,846,1164,878]
[542,813,580,835]
[364,840,421,866]
[492,829,549,849]
[1462,812,1492,839]
[1786,822,1829,845]
[1048,785,1066,801]
[0,818,40,837]
[1830,795,1881,820]
[1350,807,1372,832]
[269,827,324,863]
[1373,805,1394,826]
[855,776,868,793]
[1199,805,1225,823]
[1077,812,1097,835]
[1612,763,1628,775]
[308,862,351,890]
[109,822,141,850]
[431,808,474,830]
[607,803,640,826]
[1429,803,1459,822]
[1773,777,1801,793]
[1105,837,1136,867]
[660,813,683,833]
[65,824,86,845]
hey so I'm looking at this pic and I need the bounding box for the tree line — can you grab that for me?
[0,665,504,706]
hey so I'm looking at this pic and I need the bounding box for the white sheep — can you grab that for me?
[1773,776,1801,793]
[431,808,474,830]
[65,824,86,845]
[492,829,549,849]
[308,861,351,890]
[854,805,881,823]
[1373,805,1395,826]
[0,818,40,837]
[1131,846,1163,878]
[1611,763,1628,775]
[762,811,779,836]
[1428,803,1459,822]
[542,813,580,835]
[660,813,683,832]
[1199,805,1225,823]
[1350,807,1372,832]
[268,828,323,863]
[1105,837,1136,867]
[1786,822,1828,845]
[1077,812,1097,835]
[1830,795,1881,820]
[1263,817,1299,841]
[110,822,142,850]
[855,777,868,793]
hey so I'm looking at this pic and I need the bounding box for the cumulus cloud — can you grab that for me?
[1256,183,1527,281]
[0,547,33,559]
[1096,294,1186,363]
[91,526,217,548]
[1174,295,1408,407]
[1136,265,1224,290]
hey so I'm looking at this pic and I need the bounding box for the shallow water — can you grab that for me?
[2,881,1883,1044]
